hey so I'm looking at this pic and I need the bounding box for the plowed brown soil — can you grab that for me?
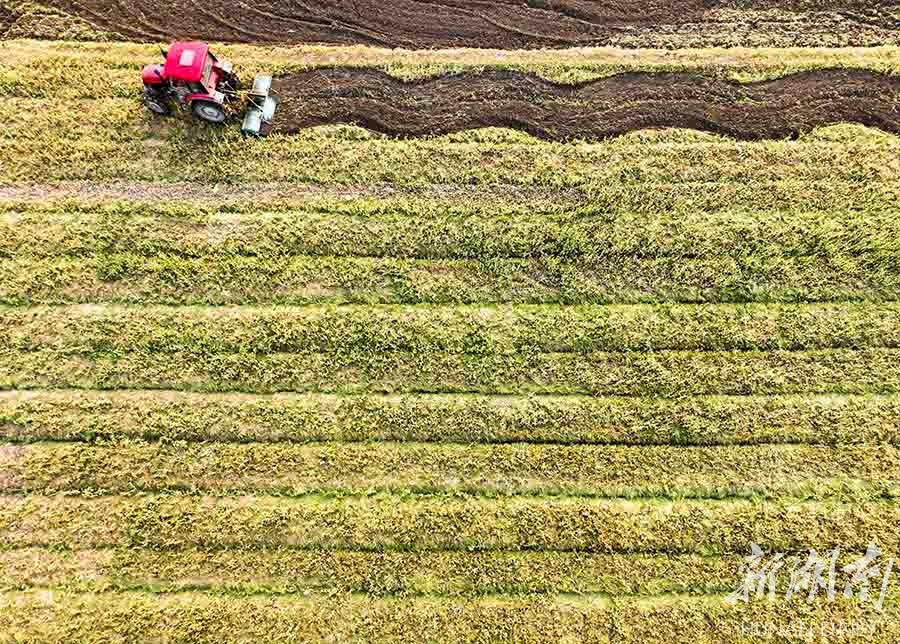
[26,0,900,48]
[272,68,900,141]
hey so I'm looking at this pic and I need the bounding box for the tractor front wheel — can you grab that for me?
[192,101,227,124]
[143,91,170,116]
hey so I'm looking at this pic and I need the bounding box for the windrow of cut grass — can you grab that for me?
[3,348,900,396]
[0,547,744,596]
[5,253,900,305]
[1,590,896,644]
[4,41,900,99]
[4,303,900,355]
[3,546,898,601]
[3,115,899,184]
[3,440,898,500]
[5,201,900,261]
[3,390,899,446]
[3,178,899,217]
[3,94,899,179]
[2,77,900,185]
[3,494,899,554]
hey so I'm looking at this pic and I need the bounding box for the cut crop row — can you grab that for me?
[3,546,897,601]
[3,440,897,500]
[4,97,900,183]
[4,42,900,99]
[3,179,898,217]
[5,254,900,305]
[3,390,899,446]
[5,204,900,261]
[2,113,899,184]
[0,547,736,596]
[3,494,898,554]
[2,590,895,644]
[3,348,899,396]
[4,303,899,355]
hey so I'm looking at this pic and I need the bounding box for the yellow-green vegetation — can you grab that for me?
[0,548,750,595]
[5,304,900,353]
[2,36,900,641]
[4,347,900,395]
[7,253,900,305]
[3,390,900,446]
[0,591,895,644]
[3,112,900,184]
[4,547,900,602]
[3,494,900,553]
[5,199,900,259]
[3,440,900,499]
[4,40,900,95]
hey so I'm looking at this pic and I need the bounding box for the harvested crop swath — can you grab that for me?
[7,47,900,104]
[5,254,900,305]
[6,41,900,87]
[0,547,741,595]
[3,390,899,446]
[4,106,900,183]
[3,547,898,600]
[6,203,900,260]
[5,303,900,354]
[4,179,900,218]
[4,348,900,396]
[1,590,612,644]
[25,0,900,48]
[3,440,898,499]
[3,494,899,554]
[6,133,900,190]
[4,46,900,104]
[4,590,896,644]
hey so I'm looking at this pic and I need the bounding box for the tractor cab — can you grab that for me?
[141,41,237,124]
[141,41,276,135]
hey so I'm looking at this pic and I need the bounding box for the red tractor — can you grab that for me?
[141,41,277,137]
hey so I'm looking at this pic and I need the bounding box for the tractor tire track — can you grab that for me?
[29,0,900,48]
[272,68,900,141]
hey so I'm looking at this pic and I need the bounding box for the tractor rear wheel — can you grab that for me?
[192,101,227,124]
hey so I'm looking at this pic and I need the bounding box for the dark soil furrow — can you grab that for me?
[30,0,900,48]
[272,68,900,141]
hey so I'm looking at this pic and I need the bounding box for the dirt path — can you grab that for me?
[22,0,900,48]
[271,68,900,141]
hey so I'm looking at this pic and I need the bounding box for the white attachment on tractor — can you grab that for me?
[242,75,278,137]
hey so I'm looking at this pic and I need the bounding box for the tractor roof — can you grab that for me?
[163,41,210,82]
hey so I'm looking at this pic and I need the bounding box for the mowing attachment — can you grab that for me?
[242,74,278,138]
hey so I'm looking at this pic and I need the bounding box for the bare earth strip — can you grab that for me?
[271,68,900,140]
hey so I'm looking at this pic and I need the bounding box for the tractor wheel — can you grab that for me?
[192,101,227,124]
[143,93,170,116]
